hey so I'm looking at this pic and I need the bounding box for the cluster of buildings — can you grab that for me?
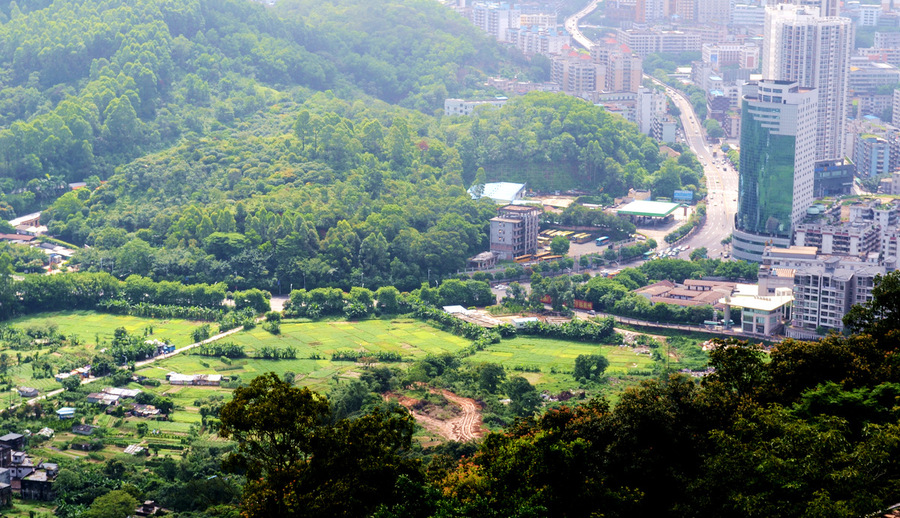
[0,433,58,503]
[444,1,649,118]
[725,1,900,336]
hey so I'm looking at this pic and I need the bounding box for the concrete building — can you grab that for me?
[471,2,521,41]
[854,134,892,176]
[614,28,702,57]
[794,221,881,256]
[893,89,900,127]
[489,205,541,260]
[652,114,678,143]
[507,26,571,56]
[876,31,900,49]
[696,0,732,25]
[763,4,853,161]
[602,49,643,93]
[734,80,818,262]
[859,4,882,26]
[813,157,856,197]
[550,54,602,96]
[849,60,900,95]
[444,97,507,116]
[723,286,794,336]
[732,4,767,26]
[636,87,668,135]
[702,42,760,70]
[791,258,883,335]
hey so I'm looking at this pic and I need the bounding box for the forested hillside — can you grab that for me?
[0,0,697,293]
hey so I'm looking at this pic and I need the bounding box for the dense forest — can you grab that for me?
[0,0,705,293]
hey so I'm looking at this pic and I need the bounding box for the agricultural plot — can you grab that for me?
[135,319,473,392]
[7,310,203,348]
[467,336,656,392]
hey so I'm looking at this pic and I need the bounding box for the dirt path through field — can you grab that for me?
[387,389,485,442]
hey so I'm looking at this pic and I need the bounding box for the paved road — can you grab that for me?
[651,77,739,258]
[564,0,600,49]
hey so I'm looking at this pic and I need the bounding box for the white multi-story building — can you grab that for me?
[444,97,508,116]
[702,42,760,70]
[732,4,767,26]
[593,45,643,93]
[859,4,882,26]
[471,2,521,41]
[614,28,702,57]
[636,87,668,135]
[763,4,853,161]
[791,257,882,335]
[849,59,900,94]
[550,54,602,96]
[507,26,571,55]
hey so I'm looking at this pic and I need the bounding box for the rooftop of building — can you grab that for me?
[616,200,680,217]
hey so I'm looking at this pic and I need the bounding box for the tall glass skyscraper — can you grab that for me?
[733,80,818,262]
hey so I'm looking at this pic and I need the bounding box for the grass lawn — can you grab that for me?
[467,336,656,392]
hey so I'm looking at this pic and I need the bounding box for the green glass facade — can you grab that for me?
[737,104,797,239]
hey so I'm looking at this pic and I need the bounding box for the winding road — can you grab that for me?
[562,0,739,256]
[656,78,739,256]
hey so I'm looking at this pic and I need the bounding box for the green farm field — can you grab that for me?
[1,311,205,390]
[7,310,204,348]
[135,319,474,392]
[467,336,655,392]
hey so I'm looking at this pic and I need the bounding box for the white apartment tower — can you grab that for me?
[763,4,852,161]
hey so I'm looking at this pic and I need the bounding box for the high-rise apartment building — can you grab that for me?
[696,0,730,24]
[734,80,818,262]
[762,4,852,161]
[767,0,839,17]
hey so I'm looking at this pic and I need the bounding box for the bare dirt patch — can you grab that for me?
[386,389,486,442]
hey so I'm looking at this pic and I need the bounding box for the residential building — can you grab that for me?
[519,12,555,28]
[614,28,702,57]
[550,54,602,96]
[859,4,882,26]
[813,157,855,197]
[875,31,900,49]
[652,114,678,143]
[702,42,760,70]
[793,221,881,255]
[636,87,668,135]
[507,26,570,55]
[734,80,818,262]
[893,89,900,127]
[444,97,508,116]
[0,435,24,452]
[489,205,541,260]
[763,4,853,161]
[791,258,883,335]
[855,134,892,176]
[603,49,643,93]
[849,59,900,95]
[696,0,731,24]
[732,4,767,26]
[471,2,521,41]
